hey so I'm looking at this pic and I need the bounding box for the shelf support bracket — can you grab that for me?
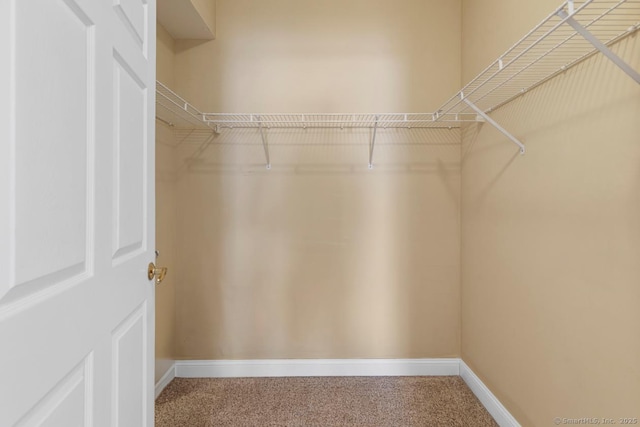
[369,115,379,169]
[557,10,640,85]
[462,96,526,154]
[258,116,271,170]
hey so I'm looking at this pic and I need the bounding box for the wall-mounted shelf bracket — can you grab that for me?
[557,6,640,85]
[369,115,379,169]
[461,93,526,154]
[257,116,272,170]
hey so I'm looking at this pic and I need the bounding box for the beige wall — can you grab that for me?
[191,0,216,38]
[157,24,175,86]
[173,0,460,112]
[155,23,177,383]
[170,0,463,360]
[155,3,640,423]
[461,0,559,82]
[461,1,640,426]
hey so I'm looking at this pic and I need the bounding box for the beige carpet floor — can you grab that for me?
[155,376,499,426]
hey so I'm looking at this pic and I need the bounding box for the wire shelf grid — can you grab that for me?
[202,113,474,129]
[155,0,639,141]
[156,81,213,131]
[436,0,640,116]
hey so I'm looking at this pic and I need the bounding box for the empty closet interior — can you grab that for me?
[154,1,640,425]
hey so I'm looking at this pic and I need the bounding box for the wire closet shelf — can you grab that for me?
[437,0,640,117]
[156,82,213,131]
[155,0,640,152]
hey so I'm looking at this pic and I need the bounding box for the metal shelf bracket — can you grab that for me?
[257,116,271,170]
[557,5,640,85]
[369,115,379,169]
[461,93,526,154]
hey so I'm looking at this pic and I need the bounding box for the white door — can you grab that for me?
[0,0,156,425]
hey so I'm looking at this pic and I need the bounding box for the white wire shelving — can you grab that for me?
[437,0,640,118]
[156,81,213,131]
[202,113,473,129]
[155,0,640,166]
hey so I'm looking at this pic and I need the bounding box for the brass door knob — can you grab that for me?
[148,262,167,284]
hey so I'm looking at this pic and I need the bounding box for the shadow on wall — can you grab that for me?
[171,128,462,360]
[173,0,462,113]
[167,0,464,361]
[179,127,460,174]
[460,33,640,427]
[462,34,640,209]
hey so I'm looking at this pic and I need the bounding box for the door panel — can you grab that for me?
[16,355,94,427]
[113,54,147,263]
[113,0,148,54]
[0,0,156,425]
[112,303,147,427]
[14,0,93,290]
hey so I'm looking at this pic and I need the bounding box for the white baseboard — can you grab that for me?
[155,363,176,399]
[171,358,518,426]
[175,358,460,378]
[460,361,521,427]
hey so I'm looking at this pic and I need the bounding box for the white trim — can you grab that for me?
[170,358,519,426]
[154,363,175,399]
[175,358,460,378]
[460,361,521,427]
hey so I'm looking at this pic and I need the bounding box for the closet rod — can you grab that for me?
[203,114,472,129]
[212,125,461,130]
